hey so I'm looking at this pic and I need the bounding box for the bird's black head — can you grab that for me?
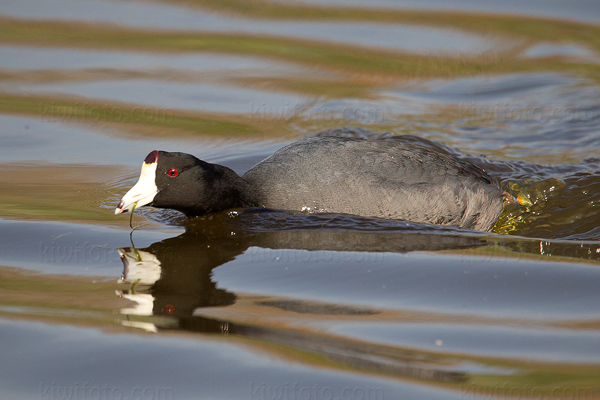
[116,150,255,218]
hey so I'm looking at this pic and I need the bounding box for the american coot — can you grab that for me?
[115,136,503,231]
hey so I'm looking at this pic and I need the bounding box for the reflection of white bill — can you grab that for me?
[117,248,162,286]
[116,247,163,328]
[119,319,158,334]
[116,291,155,317]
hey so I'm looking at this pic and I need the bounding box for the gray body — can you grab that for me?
[242,136,503,231]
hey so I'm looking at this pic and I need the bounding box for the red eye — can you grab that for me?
[167,168,179,177]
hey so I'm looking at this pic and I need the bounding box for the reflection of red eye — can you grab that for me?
[164,305,175,315]
[167,168,179,177]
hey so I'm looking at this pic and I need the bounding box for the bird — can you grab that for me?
[115,135,503,231]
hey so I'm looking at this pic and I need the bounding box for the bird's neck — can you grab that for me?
[185,164,261,217]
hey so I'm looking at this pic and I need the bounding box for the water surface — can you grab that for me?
[1,1,600,399]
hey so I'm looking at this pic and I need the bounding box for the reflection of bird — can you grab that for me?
[116,135,503,231]
[115,212,488,323]
[118,230,240,316]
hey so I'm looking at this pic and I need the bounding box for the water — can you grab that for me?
[1,0,500,54]
[1,1,600,399]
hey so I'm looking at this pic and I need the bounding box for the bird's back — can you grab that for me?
[242,136,503,231]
